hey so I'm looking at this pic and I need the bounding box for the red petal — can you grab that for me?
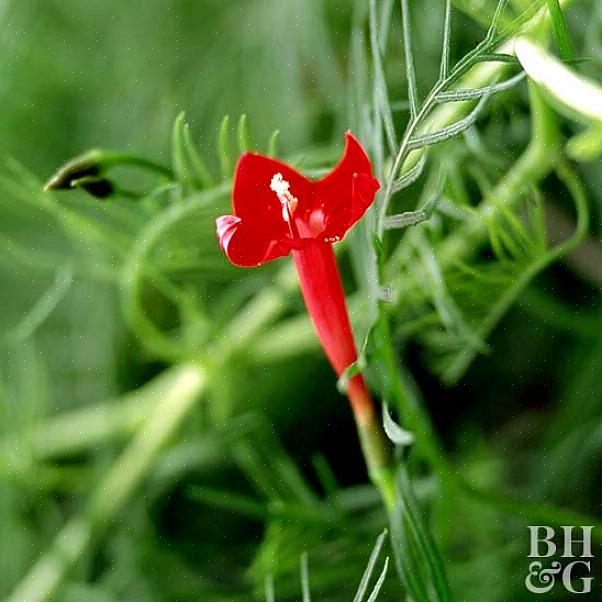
[216,215,274,267]
[216,153,314,267]
[232,152,312,229]
[313,131,380,241]
[216,215,312,267]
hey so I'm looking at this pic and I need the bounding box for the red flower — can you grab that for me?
[216,131,380,425]
[216,131,379,268]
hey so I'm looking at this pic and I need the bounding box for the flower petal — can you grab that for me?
[232,152,312,230]
[313,131,380,241]
[216,215,311,267]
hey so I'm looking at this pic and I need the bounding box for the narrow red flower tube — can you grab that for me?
[216,131,392,486]
[292,241,375,426]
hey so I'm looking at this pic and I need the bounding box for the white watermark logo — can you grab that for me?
[525,526,594,595]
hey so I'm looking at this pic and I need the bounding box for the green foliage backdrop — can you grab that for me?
[0,0,601,601]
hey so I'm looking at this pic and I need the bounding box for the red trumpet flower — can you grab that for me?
[216,131,380,426]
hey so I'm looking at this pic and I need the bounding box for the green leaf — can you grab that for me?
[172,111,191,192]
[266,129,280,157]
[382,405,414,448]
[389,468,452,602]
[264,575,275,602]
[237,113,252,153]
[391,151,427,194]
[515,37,602,124]
[300,553,311,602]
[218,114,233,179]
[366,557,389,602]
[5,264,73,344]
[182,121,214,188]
[400,0,419,117]
[435,71,526,102]
[369,0,397,153]
[474,53,520,65]
[566,123,602,161]
[546,0,574,61]
[383,192,439,230]
[378,0,395,53]
[415,162,590,384]
[485,0,508,43]
[172,112,213,193]
[439,0,452,80]
[353,530,387,602]
[407,93,490,149]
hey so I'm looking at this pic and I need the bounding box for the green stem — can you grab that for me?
[356,418,397,511]
[375,312,448,475]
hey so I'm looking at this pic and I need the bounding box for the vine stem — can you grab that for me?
[292,243,397,511]
[377,82,446,238]
[375,311,449,474]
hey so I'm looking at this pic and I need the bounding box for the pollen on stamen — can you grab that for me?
[270,172,298,222]
[270,173,289,196]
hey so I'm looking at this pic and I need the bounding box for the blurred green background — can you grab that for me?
[1,0,601,601]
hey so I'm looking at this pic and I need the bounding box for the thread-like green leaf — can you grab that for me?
[485,0,508,42]
[390,469,452,602]
[182,122,213,188]
[237,113,251,153]
[172,111,191,193]
[383,196,439,230]
[300,553,311,602]
[515,38,602,124]
[366,557,389,602]
[435,71,525,102]
[400,0,419,117]
[407,93,490,149]
[264,575,275,602]
[267,129,280,157]
[546,0,574,60]
[475,52,520,65]
[5,264,73,344]
[439,0,452,80]
[172,112,214,191]
[353,530,387,602]
[382,405,414,447]
[369,0,397,153]
[218,115,232,179]
[379,0,395,53]
[391,151,427,194]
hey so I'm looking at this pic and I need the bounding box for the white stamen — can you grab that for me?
[270,173,289,196]
[270,173,298,222]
